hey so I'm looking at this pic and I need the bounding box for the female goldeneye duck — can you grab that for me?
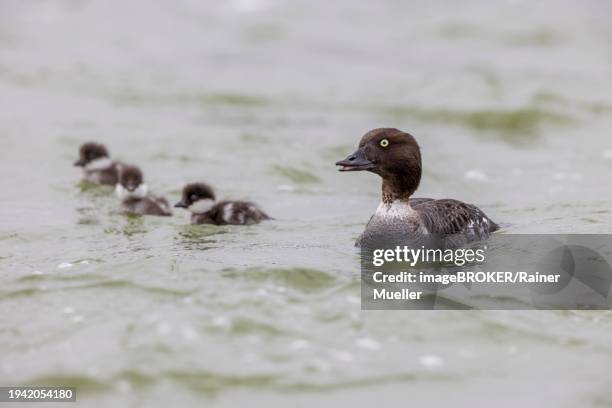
[74,142,122,186]
[115,165,172,216]
[174,182,270,225]
[336,128,499,247]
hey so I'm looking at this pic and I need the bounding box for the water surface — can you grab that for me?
[1,0,612,406]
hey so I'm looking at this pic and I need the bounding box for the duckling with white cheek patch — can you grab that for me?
[116,165,172,216]
[175,182,270,225]
[74,142,123,186]
[336,128,499,248]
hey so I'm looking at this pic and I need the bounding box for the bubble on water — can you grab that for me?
[229,0,266,13]
[57,262,73,269]
[345,296,360,304]
[212,316,232,328]
[85,366,100,376]
[552,172,582,181]
[294,306,311,315]
[245,334,262,345]
[71,315,84,323]
[277,184,296,192]
[603,149,612,160]
[181,327,199,341]
[32,270,44,275]
[464,169,489,182]
[549,185,564,193]
[507,345,518,354]
[308,359,331,372]
[290,339,310,350]
[512,168,523,176]
[182,296,193,304]
[63,307,75,314]
[144,314,160,323]
[2,362,13,374]
[333,350,354,363]
[80,260,90,265]
[116,380,131,394]
[458,349,476,359]
[156,322,172,334]
[355,337,382,350]
[243,353,258,364]
[419,354,444,368]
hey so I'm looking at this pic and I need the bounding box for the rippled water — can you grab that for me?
[2,0,612,406]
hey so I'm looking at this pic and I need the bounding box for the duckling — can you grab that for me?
[175,182,270,225]
[74,142,122,186]
[115,165,172,216]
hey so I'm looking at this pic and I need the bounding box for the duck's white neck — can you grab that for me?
[85,157,113,171]
[188,199,215,214]
[115,183,148,200]
[375,200,416,219]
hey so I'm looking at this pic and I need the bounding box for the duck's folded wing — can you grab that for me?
[409,197,435,207]
[416,199,498,237]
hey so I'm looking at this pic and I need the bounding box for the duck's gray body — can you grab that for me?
[357,198,499,248]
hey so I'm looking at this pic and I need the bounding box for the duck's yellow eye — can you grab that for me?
[380,139,389,148]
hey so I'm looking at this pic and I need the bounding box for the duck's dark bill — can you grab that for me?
[337,163,375,172]
[335,148,374,171]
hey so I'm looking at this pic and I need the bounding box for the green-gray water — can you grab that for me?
[1,0,612,406]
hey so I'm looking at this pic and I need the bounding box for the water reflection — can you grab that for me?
[175,224,225,251]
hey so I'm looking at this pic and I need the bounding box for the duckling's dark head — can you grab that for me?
[119,165,144,192]
[336,128,422,200]
[115,165,149,200]
[175,183,216,213]
[74,142,110,167]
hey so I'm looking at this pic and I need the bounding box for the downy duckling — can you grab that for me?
[115,165,172,216]
[74,142,122,186]
[175,182,270,225]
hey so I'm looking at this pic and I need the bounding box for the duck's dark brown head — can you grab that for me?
[336,128,422,201]
[74,142,110,167]
[175,182,216,213]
